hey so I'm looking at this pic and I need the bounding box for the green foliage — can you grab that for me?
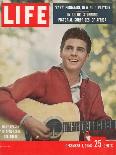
[84,24,116,118]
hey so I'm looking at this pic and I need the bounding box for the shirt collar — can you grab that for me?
[80,70,88,79]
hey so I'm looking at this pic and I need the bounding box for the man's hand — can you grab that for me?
[23,116,51,140]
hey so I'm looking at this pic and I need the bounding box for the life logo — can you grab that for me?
[1,3,49,27]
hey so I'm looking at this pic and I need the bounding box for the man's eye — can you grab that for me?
[66,46,72,50]
[77,48,85,52]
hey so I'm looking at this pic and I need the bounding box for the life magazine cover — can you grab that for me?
[0,0,116,155]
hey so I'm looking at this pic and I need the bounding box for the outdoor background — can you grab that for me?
[0,0,116,119]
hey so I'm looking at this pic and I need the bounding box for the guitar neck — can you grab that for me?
[62,120,116,132]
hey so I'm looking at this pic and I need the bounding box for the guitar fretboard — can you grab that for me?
[62,120,116,132]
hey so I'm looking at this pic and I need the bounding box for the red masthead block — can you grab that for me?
[1,3,49,27]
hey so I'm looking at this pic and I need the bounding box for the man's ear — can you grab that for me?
[84,53,89,63]
[86,53,89,60]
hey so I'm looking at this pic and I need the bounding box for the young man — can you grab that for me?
[0,27,113,141]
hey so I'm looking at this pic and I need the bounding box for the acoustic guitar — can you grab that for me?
[0,99,115,141]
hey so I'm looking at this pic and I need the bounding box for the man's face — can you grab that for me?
[60,38,89,72]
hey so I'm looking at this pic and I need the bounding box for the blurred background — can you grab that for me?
[0,0,116,119]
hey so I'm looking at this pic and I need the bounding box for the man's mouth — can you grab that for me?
[69,59,79,63]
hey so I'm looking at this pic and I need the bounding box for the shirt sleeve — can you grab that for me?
[0,71,46,124]
[89,85,113,139]
[90,86,111,120]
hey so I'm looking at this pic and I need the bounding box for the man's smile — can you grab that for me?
[68,58,79,63]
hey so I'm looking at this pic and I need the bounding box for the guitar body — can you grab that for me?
[0,99,80,141]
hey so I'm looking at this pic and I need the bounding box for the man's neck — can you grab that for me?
[61,66,81,87]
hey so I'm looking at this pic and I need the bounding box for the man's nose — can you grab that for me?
[71,49,78,55]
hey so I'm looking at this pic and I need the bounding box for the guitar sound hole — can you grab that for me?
[46,119,62,140]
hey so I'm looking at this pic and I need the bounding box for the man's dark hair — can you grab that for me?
[60,27,91,53]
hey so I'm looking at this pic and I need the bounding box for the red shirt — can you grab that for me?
[0,66,111,140]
